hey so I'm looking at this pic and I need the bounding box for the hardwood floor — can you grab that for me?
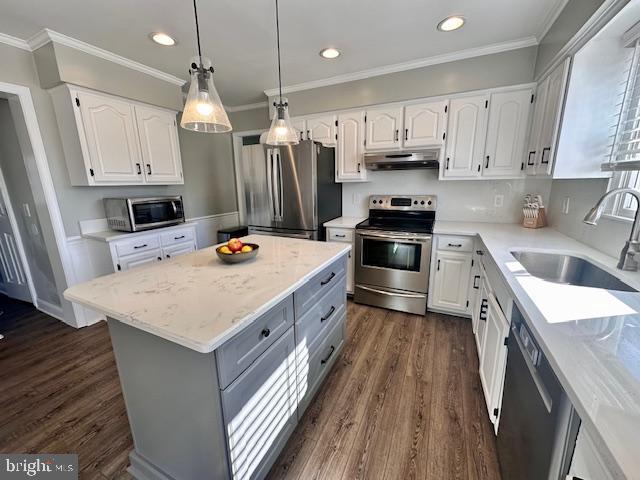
[0,297,500,480]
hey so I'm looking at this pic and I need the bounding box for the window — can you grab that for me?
[607,170,640,219]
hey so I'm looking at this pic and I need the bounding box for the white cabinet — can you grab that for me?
[443,95,489,178]
[364,106,404,150]
[430,249,473,314]
[307,114,336,146]
[326,227,355,294]
[527,58,571,177]
[478,292,509,431]
[135,105,183,184]
[50,84,184,186]
[118,249,162,270]
[291,117,307,142]
[336,110,367,182]
[403,100,448,148]
[162,241,196,259]
[483,88,532,178]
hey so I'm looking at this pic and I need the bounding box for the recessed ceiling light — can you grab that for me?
[437,16,465,32]
[319,47,341,59]
[150,32,177,46]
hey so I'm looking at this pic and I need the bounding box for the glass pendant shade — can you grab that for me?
[266,103,299,145]
[181,67,232,133]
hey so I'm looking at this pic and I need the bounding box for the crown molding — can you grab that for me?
[537,0,571,42]
[0,32,31,51]
[25,28,186,86]
[225,101,268,113]
[264,36,538,97]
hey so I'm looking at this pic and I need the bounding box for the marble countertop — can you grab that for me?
[64,234,350,353]
[323,216,366,229]
[83,222,197,243]
[435,221,640,480]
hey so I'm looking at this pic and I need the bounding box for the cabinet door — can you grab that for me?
[469,252,482,335]
[403,100,448,147]
[291,117,307,142]
[431,250,472,313]
[443,95,488,178]
[536,58,570,176]
[365,106,403,150]
[76,91,143,184]
[483,89,532,178]
[476,280,489,354]
[307,115,336,146]
[526,79,548,175]
[162,241,195,260]
[117,249,162,271]
[135,105,183,184]
[478,293,509,426]
[336,111,366,181]
[221,327,297,480]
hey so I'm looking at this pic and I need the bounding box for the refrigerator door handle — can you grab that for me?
[272,149,281,221]
[266,149,275,221]
[277,150,284,221]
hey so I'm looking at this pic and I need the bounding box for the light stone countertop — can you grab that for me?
[435,221,640,480]
[323,216,366,229]
[64,234,350,353]
[82,222,197,243]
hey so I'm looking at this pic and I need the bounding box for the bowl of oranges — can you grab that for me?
[216,238,259,264]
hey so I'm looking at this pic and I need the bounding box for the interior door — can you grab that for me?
[443,95,488,178]
[135,105,183,184]
[337,111,366,181]
[275,143,316,232]
[77,91,144,184]
[0,190,30,302]
[307,115,336,146]
[365,106,403,150]
[403,100,448,147]
[483,89,532,178]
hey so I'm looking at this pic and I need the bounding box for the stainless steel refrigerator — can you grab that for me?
[240,140,342,240]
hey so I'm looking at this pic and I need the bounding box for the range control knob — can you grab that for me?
[420,200,425,205]
[414,200,418,205]
[372,200,377,204]
[428,200,432,205]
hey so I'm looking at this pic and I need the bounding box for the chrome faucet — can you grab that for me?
[583,187,640,271]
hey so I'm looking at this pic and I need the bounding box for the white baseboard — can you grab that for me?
[36,298,66,322]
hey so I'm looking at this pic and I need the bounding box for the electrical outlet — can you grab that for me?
[494,194,504,208]
[562,197,570,214]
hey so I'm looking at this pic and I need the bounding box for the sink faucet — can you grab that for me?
[583,187,640,271]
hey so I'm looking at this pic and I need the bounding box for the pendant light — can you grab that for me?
[265,0,299,145]
[180,0,232,133]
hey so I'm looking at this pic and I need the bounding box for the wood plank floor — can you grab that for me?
[0,296,501,480]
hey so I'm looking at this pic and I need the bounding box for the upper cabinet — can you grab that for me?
[307,114,337,146]
[336,110,366,182]
[403,100,448,148]
[291,117,307,143]
[51,85,184,186]
[364,106,403,150]
[443,95,489,179]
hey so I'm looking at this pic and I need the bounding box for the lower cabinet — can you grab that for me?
[429,236,473,315]
[326,227,355,294]
[569,427,616,480]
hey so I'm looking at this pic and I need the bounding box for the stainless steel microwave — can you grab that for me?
[104,196,185,232]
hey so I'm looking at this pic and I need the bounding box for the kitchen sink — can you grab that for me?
[511,251,638,292]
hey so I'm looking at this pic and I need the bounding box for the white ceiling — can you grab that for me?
[0,0,566,106]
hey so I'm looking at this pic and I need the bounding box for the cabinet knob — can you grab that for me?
[261,328,271,338]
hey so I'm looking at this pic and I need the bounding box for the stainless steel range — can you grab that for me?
[354,195,436,315]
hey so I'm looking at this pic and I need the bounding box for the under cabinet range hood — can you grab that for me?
[364,148,440,170]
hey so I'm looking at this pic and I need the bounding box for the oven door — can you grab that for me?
[355,230,431,293]
[129,197,185,231]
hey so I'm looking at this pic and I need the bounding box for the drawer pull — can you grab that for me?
[473,275,480,289]
[320,306,336,323]
[321,345,336,365]
[334,234,346,238]
[320,272,336,286]
[479,299,488,321]
[134,244,148,249]
[261,328,271,338]
[448,243,463,248]
[174,235,186,240]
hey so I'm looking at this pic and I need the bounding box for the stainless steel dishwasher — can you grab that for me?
[497,306,580,480]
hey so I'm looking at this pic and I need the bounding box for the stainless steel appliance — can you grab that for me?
[364,148,440,170]
[104,196,185,232]
[241,140,341,240]
[497,306,580,480]
[354,195,436,315]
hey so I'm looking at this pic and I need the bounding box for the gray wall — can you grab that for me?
[274,46,538,116]
[229,107,269,132]
[0,99,59,305]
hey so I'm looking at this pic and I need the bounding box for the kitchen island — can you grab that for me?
[64,234,350,480]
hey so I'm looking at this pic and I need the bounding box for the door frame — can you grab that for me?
[232,129,268,226]
[0,163,37,303]
[0,81,83,326]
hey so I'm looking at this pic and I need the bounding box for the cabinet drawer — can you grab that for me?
[327,228,354,243]
[221,327,298,480]
[115,234,160,257]
[297,313,345,416]
[296,276,346,348]
[294,256,346,318]
[437,235,474,252]
[216,295,294,390]
[480,252,512,320]
[160,227,195,247]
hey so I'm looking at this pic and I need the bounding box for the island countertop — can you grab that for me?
[64,234,350,353]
